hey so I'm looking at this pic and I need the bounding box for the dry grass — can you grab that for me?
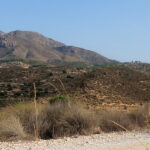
[0,100,149,141]
[98,110,131,132]
[0,101,97,140]
[33,83,39,140]
[0,115,25,140]
[25,102,97,139]
[98,104,149,132]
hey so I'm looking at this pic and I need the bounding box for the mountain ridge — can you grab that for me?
[0,30,114,66]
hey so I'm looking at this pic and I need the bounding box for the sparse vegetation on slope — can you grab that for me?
[0,66,150,107]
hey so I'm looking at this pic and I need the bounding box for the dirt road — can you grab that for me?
[0,130,150,150]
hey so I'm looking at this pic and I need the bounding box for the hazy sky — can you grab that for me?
[0,0,150,62]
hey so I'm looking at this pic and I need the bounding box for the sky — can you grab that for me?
[0,0,150,63]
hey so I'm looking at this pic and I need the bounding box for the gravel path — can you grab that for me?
[0,130,150,150]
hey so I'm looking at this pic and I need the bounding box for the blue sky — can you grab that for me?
[0,0,150,62]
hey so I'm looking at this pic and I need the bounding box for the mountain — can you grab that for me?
[0,30,113,66]
[0,31,5,36]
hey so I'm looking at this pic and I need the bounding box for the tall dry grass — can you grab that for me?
[0,99,149,141]
[0,100,97,140]
[0,115,25,140]
[98,104,149,132]
[23,102,97,139]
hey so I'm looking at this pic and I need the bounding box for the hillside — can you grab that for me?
[0,31,5,36]
[123,61,150,73]
[0,30,113,66]
[102,61,150,74]
[0,66,150,107]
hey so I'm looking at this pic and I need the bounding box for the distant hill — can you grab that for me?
[0,31,5,36]
[0,30,114,66]
[123,61,150,73]
[104,61,150,73]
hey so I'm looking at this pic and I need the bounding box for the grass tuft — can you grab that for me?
[0,115,25,140]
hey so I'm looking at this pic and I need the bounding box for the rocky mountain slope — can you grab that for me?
[0,30,113,66]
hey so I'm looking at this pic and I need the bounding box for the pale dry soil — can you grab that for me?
[0,130,150,150]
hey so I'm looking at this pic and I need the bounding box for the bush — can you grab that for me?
[0,101,97,140]
[7,84,13,91]
[66,75,74,79]
[48,95,73,104]
[14,92,21,97]
[48,72,53,76]
[35,103,96,139]
[62,70,67,74]
[0,92,7,98]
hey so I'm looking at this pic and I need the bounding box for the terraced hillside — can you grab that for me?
[0,66,150,107]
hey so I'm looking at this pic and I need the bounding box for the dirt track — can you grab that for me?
[0,130,150,150]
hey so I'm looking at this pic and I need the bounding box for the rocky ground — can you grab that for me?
[0,130,150,150]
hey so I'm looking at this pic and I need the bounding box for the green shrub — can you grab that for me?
[48,95,73,104]
[7,84,13,91]
[0,92,7,98]
[62,70,67,74]
[103,72,106,75]
[48,72,53,76]
[14,92,21,97]
[66,75,74,79]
